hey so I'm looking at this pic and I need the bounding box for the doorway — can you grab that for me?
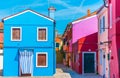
[83,52,96,74]
[19,49,33,76]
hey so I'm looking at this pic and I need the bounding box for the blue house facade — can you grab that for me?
[2,9,56,76]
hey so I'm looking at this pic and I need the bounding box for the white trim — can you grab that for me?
[4,10,54,22]
[11,27,22,41]
[82,52,96,74]
[36,52,48,67]
[37,27,48,41]
[72,15,97,24]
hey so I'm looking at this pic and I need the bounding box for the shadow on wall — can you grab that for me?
[73,32,98,52]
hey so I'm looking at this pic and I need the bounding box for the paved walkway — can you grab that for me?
[0,64,102,78]
[56,64,102,78]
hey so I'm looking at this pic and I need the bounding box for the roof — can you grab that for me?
[72,11,97,24]
[62,23,72,38]
[2,9,55,22]
[0,22,3,29]
[97,5,106,14]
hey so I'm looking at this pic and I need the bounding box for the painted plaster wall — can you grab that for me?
[72,15,98,44]
[72,15,98,74]
[3,10,56,76]
[97,7,109,78]
[108,0,120,77]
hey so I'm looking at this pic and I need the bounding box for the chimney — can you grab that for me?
[55,30,58,37]
[48,6,56,19]
[87,9,91,16]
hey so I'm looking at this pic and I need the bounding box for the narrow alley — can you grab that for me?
[55,64,102,78]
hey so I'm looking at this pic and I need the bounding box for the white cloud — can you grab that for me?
[52,0,72,8]
[55,0,103,20]
[0,1,47,21]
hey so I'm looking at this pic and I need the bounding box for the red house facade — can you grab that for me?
[62,10,98,74]
[72,33,98,74]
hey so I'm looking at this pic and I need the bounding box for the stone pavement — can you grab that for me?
[0,64,102,78]
[56,64,102,78]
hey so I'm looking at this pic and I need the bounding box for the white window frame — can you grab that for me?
[37,27,48,41]
[36,52,48,67]
[11,27,22,41]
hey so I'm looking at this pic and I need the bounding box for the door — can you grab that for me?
[19,49,33,76]
[103,54,106,77]
[102,52,106,78]
[83,53,95,73]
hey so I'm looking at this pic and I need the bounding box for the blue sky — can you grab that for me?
[0,0,103,34]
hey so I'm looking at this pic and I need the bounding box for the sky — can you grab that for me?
[0,0,104,35]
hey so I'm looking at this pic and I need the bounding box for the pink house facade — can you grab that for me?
[107,0,120,77]
[97,6,109,78]
[72,14,98,44]
[71,10,98,74]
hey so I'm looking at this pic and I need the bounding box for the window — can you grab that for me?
[99,49,103,65]
[100,19,102,33]
[0,29,3,33]
[100,16,105,34]
[37,27,47,41]
[11,27,22,41]
[110,4,112,28]
[56,43,59,48]
[103,16,105,32]
[36,52,48,67]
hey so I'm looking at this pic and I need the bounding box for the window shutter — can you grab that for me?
[37,54,46,66]
[38,29,46,40]
[103,16,105,32]
[12,28,20,40]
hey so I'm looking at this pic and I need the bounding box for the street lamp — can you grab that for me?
[103,0,109,7]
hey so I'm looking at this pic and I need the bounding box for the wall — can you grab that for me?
[4,12,54,48]
[97,7,109,78]
[72,15,98,44]
[3,48,55,76]
[108,0,120,77]
[3,11,55,76]
[72,15,98,74]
